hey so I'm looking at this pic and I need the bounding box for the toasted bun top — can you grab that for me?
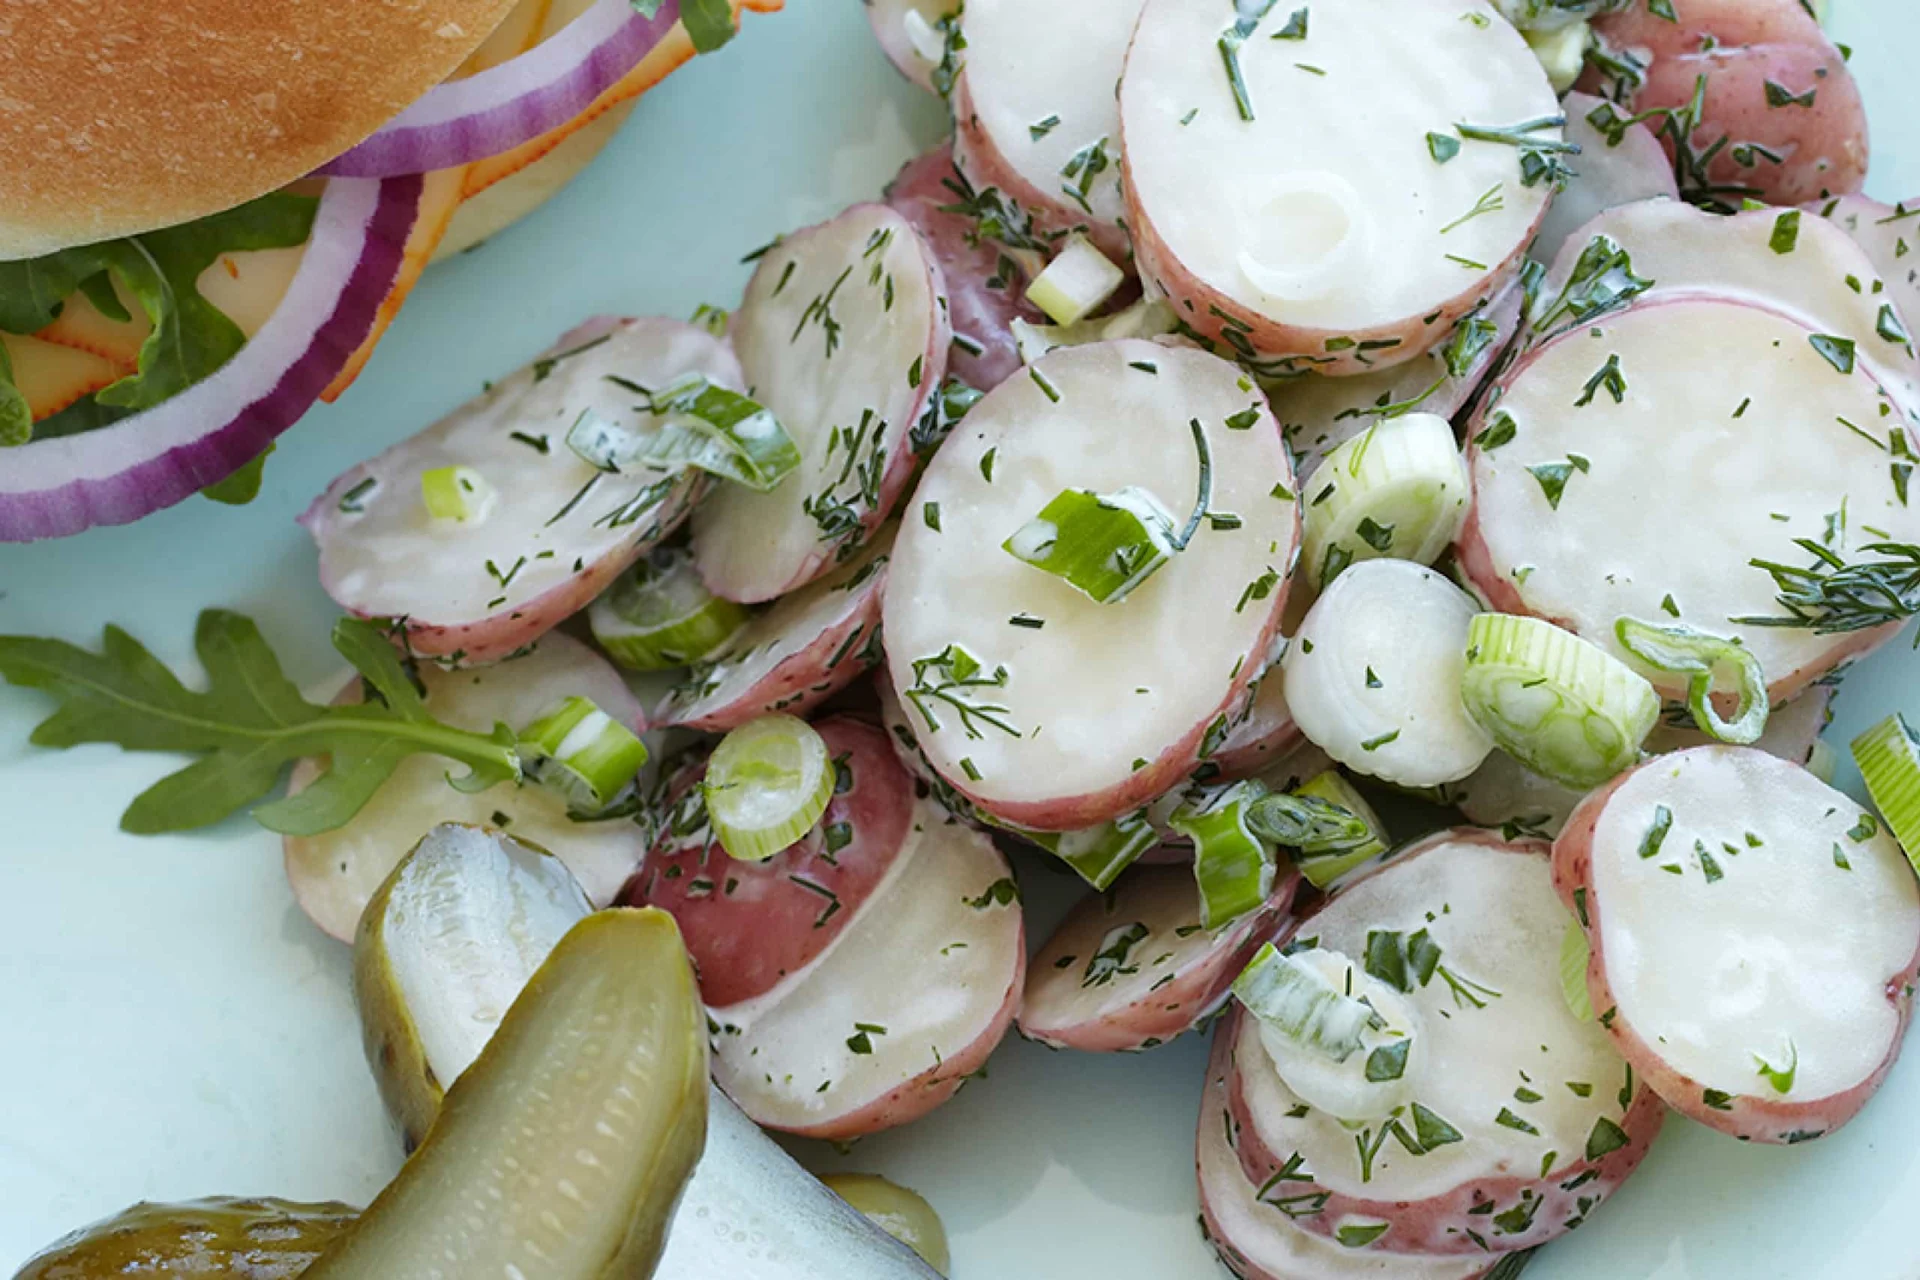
[0,0,522,259]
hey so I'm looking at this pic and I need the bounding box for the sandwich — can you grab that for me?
[0,0,776,542]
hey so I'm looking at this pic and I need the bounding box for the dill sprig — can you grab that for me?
[1736,539,1920,633]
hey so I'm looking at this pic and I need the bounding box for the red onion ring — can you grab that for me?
[0,176,423,543]
[319,0,683,179]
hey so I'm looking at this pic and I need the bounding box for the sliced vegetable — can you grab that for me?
[883,339,1296,830]
[1283,560,1494,788]
[1171,780,1279,928]
[1531,92,1678,266]
[306,316,739,665]
[1232,944,1375,1065]
[1004,484,1181,604]
[589,546,749,671]
[419,464,495,523]
[284,632,650,943]
[1250,769,1390,889]
[1461,613,1659,790]
[656,526,892,731]
[1121,0,1557,375]
[15,1199,357,1279]
[0,610,521,838]
[1208,650,1307,781]
[822,1175,952,1274]
[1299,412,1470,588]
[703,714,836,862]
[1020,861,1297,1052]
[1459,293,1919,708]
[517,695,650,811]
[0,177,418,542]
[1239,945,1425,1124]
[1614,617,1769,745]
[1025,812,1163,891]
[1556,745,1920,1143]
[569,374,801,492]
[1026,234,1126,326]
[1851,715,1920,871]
[864,0,963,93]
[1227,831,1664,1255]
[694,204,947,602]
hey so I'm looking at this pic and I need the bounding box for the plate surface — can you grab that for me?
[3,4,1920,1276]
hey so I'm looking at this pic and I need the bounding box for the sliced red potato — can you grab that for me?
[1529,198,1920,413]
[654,526,892,731]
[304,316,733,666]
[625,716,916,1008]
[1532,92,1679,266]
[1554,745,1920,1143]
[283,631,650,943]
[1020,862,1299,1053]
[882,339,1299,830]
[1119,0,1556,376]
[694,204,948,603]
[949,0,1142,262]
[1453,685,1836,839]
[1209,650,1305,783]
[1283,560,1494,789]
[1270,289,1522,481]
[864,0,962,93]
[1228,831,1664,1256]
[1196,1031,1491,1280]
[1457,294,1918,706]
[885,144,1046,392]
[705,798,1025,1137]
[1814,194,1920,346]
[1583,0,1867,207]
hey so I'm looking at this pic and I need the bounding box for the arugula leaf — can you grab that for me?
[0,193,316,443]
[680,0,737,52]
[200,444,275,506]
[0,610,521,836]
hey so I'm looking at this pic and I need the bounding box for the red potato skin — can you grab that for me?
[653,566,887,733]
[1451,297,1902,708]
[1552,750,1920,1144]
[1209,680,1305,782]
[1226,830,1665,1255]
[776,927,1025,1141]
[1582,0,1867,207]
[1018,868,1302,1052]
[622,716,913,1007]
[301,316,703,667]
[949,78,1132,265]
[885,144,1046,392]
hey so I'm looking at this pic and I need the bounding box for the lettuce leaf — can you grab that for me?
[0,192,317,445]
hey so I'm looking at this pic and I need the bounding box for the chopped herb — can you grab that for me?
[1770,210,1802,254]
[1029,114,1061,141]
[1809,333,1857,374]
[1428,132,1462,163]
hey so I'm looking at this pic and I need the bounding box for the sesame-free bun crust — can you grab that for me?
[0,0,522,259]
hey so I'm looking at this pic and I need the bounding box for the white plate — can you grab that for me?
[3,4,1919,1276]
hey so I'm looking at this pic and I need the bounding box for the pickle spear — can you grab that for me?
[304,906,707,1279]
[13,1197,357,1278]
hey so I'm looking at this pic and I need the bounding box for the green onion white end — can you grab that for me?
[1235,944,1424,1123]
[703,714,835,862]
[1523,21,1590,93]
[570,375,802,493]
[1300,412,1470,589]
[419,465,496,524]
[516,696,650,812]
[1614,616,1769,746]
[1852,714,1920,875]
[1171,781,1278,928]
[1004,485,1179,604]
[589,548,749,671]
[1026,234,1126,326]
[1461,613,1659,789]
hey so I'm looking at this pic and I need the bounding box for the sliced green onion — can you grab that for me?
[1170,781,1276,928]
[1560,920,1593,1022]
[1026,811,1160,891]
[1523,21,1591,94]
[517,696,650,811]
[568,376,801,492]
[1851,714,1920,874]
[1461,614,1660,789]
[1614,616,1769,745]
[1232,942,1373,1062]
[1248,770,1389,889]
[1025,233,1126,326]
[703,714,834,862]
[1301,413,1470,588]
[1004,485,1179,604]
[419,465,495,523]
[588,548,749,671]
[1011,298,1178,363]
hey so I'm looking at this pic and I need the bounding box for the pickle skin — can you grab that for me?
[13,1196,358,1279]
[822,1174,952,1275]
